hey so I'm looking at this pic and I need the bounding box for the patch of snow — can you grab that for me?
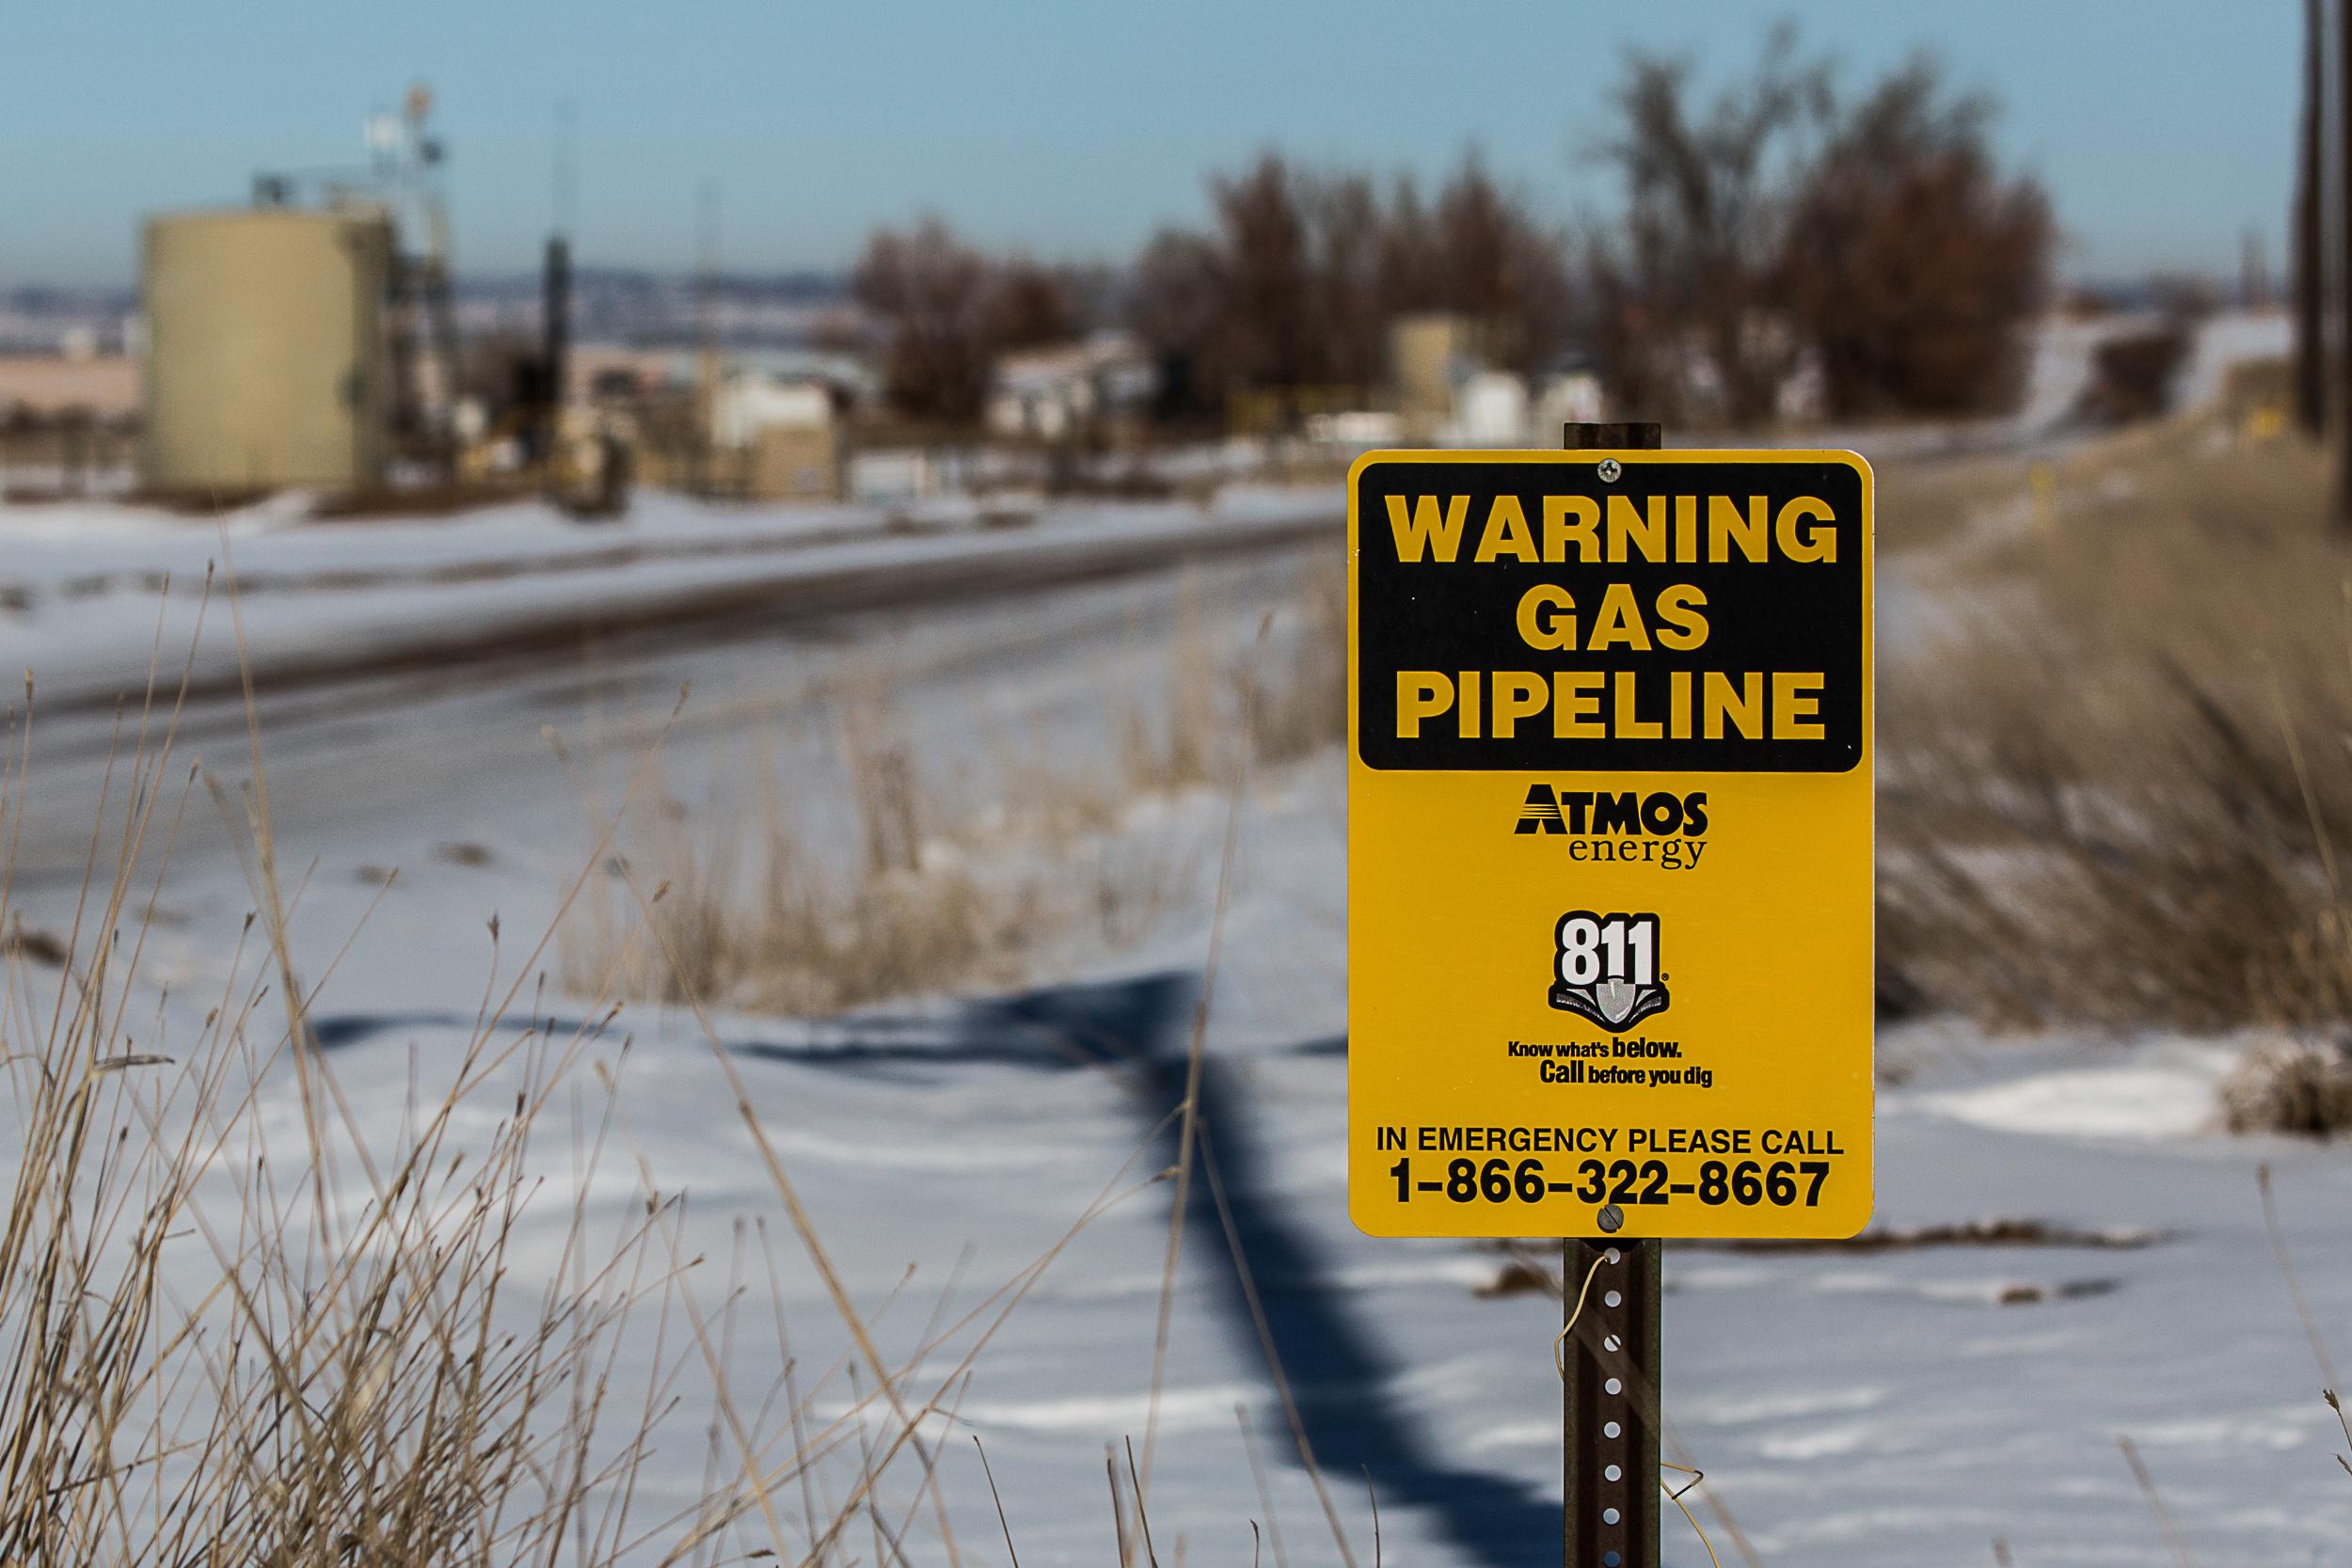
[1682,1385,1887,1426]
[956,1383,1262,1435]
[2124,1406,2321,1452]
[1901,1044,2238,1140]
[1756,1421,1883,1461]
[1325,1256,1513,1291]
[1465,1419,1562,1452]
[2175,309,2292,413]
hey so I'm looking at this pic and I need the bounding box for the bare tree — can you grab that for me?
[1781,58,2052,418]
[1308,171,1391,388]
[1376,174,1443,318]
[1126,227,1228,422]
[1126,152,1366,420]
[1208,153,1322,392]
[850,217,995,423]
[983,257,1082,353]
[1122,151,1577,421]
[1428,153,1576,375]
[1589,27,1831,424]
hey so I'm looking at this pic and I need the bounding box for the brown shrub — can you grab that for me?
[2219,1037,2352,1135]
[1783,57,2053,419]
[2074,325,2194,427]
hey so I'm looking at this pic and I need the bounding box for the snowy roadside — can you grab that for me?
[48,682,2352,1568]
[142,739,2352,1568]
[0,484,1340,706]
[8,404,2350,1564]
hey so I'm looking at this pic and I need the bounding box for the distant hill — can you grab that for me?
[0,270,859,356]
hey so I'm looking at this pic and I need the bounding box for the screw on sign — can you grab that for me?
[1343,420,1874,1567]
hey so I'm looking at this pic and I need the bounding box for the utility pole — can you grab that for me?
[2297,0,2325,436]
[541,100,576,475]
[541,234,571,458]
[2337,0,2352,525]
[695,179,722,499]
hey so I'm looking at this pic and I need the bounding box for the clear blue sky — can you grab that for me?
[0,0,2297,287]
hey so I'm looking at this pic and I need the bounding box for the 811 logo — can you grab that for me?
[1549,911,1669,1031]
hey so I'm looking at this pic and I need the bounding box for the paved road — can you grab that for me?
[8,519,1333,894]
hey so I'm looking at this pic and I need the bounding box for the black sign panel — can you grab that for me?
[1352,454,1866,772]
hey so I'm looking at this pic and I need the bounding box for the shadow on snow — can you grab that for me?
[310,973,1553,1565]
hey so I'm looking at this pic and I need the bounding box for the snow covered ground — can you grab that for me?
[2,474,2348,1567]
[0,483,1337,708]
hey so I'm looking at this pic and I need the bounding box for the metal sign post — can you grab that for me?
[1561,1234,1661,1567]
[1560,423,1662,1568]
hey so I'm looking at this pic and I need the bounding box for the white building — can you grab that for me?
[710,370,835,451]
[985,332,1155,441]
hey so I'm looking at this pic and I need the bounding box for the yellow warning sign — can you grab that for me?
[1347,449,1873,1239]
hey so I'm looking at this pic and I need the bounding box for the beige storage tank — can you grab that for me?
[141,208,395,493]
[1391,312,1495,442]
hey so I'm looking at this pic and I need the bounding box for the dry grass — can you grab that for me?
[565,670,1194,1018]
[1245,556,1348,768]
[0,655,735,1564]
[1871,444,2052,555]
[0,597,1192,1567]
[1879,418,2352,1030]
[0,535,1387,1568]
[564,695,1066,1017]
[1120,577,1223,795]
[572,557,1347,1020]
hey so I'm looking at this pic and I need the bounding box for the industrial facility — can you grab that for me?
[0,85,1615,520]
[117,86,628,515]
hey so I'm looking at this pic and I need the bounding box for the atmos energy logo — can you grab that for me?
[1549,911,1670,1030]
[1516,785,1710,870]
